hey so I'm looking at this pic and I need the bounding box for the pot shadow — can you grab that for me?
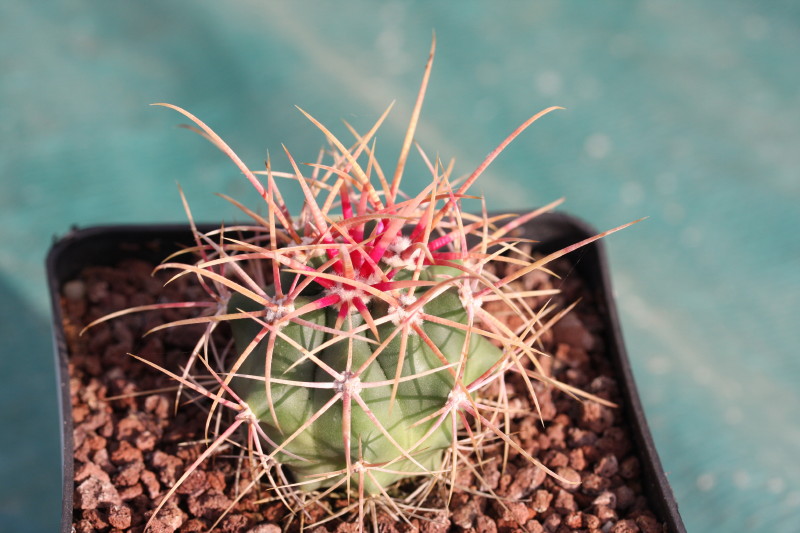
[0,277,61,533]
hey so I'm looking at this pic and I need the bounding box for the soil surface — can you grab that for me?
[61,251,667,533]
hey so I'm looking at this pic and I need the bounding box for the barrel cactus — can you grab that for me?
[87,41,632,531]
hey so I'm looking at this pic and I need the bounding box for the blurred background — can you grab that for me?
[1,1,798,531]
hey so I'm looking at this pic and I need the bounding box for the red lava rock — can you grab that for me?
[568,447,587,471]
[89,433,107,451]
[74,432,106,463]
[74,518,94,533]
[475,515,497,533]
[247,525,282,533]
[116,414,146,441]
[563,510,583,528]
[144,393,171,418]
[174,469,207,495]
[187,491,233,519]
[86,280,109,302]
[620,456,641,479]
[498,472,513,493]
[419,514,450,533]
[581,443,603,464]
[118,482,144,501]
[543,450,569,469]
[615,485,636,511]
[147,504,187,533]
[635,514,663,533]
[594,453,619,477]
[92,448,114,475]
[493,500,530,526]
[453,462,475,489]
[175,442,204,463]
[542,512,561,532]
[111,440,143,464]
[524,518,545,533]
[611,518,641,533]
[546,423,567,448]
[535,388,558,422]
[135,429,159,451]
[632,495,650,513]
[82,508,109,529]
[595,504,619,523]
[333,523,359,533]
[107,503,132,529]
[554,489,577,513]
[140,469,161,499]
[582,472,612,495]
[584,513,601,529]
[565,366,592,387]
[75,460,112,484]
[452,497,480,528]
[113,460,144,487]
[554,466,581,491]
[152,451,184,486]
[568,427,598,447]
[580,401,615,433]
[552,312,594,351]
[73,404,90,424]
[518,414,540,442]
[206,469,227,492]
[261,503,287,523]
[596,427,631,458]
[75,475,122,510]
[555,342,591,368]
[588,375,618,398]
[593,491,617,509]
[221,514,249,532]
[531,489,553,514]
[182,518,210,532]
[506,464,547,499]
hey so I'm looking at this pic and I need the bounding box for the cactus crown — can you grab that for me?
[85,41,633,531]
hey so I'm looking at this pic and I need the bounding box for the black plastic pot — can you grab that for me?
[47,213,686,532]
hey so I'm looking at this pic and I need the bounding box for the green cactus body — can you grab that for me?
[229,264,502,494]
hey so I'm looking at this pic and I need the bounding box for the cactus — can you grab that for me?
[85,40,635,531]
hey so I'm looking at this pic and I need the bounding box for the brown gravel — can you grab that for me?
[62,250,667,532]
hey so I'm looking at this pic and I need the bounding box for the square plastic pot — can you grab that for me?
[47,212,686,532]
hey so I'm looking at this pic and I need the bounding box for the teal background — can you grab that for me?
[1,2,798,532]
